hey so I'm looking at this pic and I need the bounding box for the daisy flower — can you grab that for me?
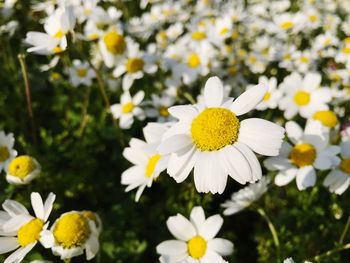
[68,60,95,87]
[110,90,145,129]
[248,76,282,111]
[145,93,175,122]
[113,38,157,90]
[99,28,126,68]
[0,131,17,172]
[6,155,41,185]
[264,121,340,190]
[279,72,331,119]
[312,110,338,130]
[221,176,270,216]
[323,141,350,195]
[158,76,285,194]
[48,211,100,261]
[121,123,170,202]
[0,192,56,263]
[156,206,234,262]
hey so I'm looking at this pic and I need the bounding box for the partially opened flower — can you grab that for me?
[6,155,41,185]
[265,121,340,190]
[0,192,56,263]
[49,211,100,261]
[158,76,285,194]
[0,131,17,172]
[156,206,234,262]
[221,176,270,215]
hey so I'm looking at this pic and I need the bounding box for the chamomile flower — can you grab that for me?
[312,110,338,130]
[264,121,340,190]
[6,155,41,185]
[248,76,282,111]
[48,211,100,261]
[158,76,285,194]
[121,123,170,202]
[145,93,175,122]
[221,176,270,216]
[0,131,17,172]
[68,60,95,87]
[279,72,331,119]
[323,141,350,195]
[0,192,56,263]
[110,90,145,129]
[156,206,234,263]
[99,28,126,68]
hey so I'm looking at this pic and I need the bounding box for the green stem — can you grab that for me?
[312,243,350,261]
[18,54,37,145]
[63,259,71,263]
[257,208,281,263]
[77,86,92,137]
[339,215,350,244]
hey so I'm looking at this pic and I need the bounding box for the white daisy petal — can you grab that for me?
[31,193,45,220]
[168,105,198,122]
[275,168,298,186]
[204,76,224,107]
[190,206,205,233]
[166,214,196,241]
[296,166,316,190]
[208,238,234,256]
[0,237,19,254]
[158,135,193,155]
[4,242,36,263]
[156,240,187,255]
[285,121,303,144]
[198,214,223,240]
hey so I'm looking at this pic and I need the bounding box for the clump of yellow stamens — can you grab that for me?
[145,154,161,178]
[159,106,169,117]
[340,158,350,174]
[122,102,134,114]
[53,212,90,248]
[188,53,201,68]
[8,155,37,180]
[313,110,338,128]
[290,143,316,167]
[126,58,144,73]
[263,92,271,102]
[77,68,87,77]
[0,146,10,162]
[104,31,126,55]
[294,90,310,106]
[17,218,44,247]
[187,236,207,259]
[191,31,206,41]
[280,21,294,30]
[191,108,240,151]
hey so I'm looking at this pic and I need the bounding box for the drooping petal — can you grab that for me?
[296,166,316,190]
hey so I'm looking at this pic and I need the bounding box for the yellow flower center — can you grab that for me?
[280,21,294,30]
[191,108,240,151]
[248,55,257,64]
[103,31,126,55]
[88,33,99,41]
[159,106,169,117]
[220,27,229,35]
[309,15,317,22]
[17,218,44,247]
[300,56,309,63]
[83,9,92,16]
[344,37,350,44]
[145,154,161,178]
[187,236,207,259]
[53,47,63,54]
[122,102,134,114]
[313,110,338,128]
[342,47,350,54]
[76,68,87,77]
[54,30,64,39]
[191,31,206,41]
[8,156,37,180]
[126,58,144,73]
[290,143,316,167]
[263,91,271,102]
[0,146,10,162]
[53,213,90,248]
[340,158,350,174]
[188,53,201,68]
[294,90,310,106]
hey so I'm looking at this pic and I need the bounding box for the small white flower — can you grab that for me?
[6,155,41,185]
[156,206,234,262]
[68,60,95,87]
[0,131,17,172]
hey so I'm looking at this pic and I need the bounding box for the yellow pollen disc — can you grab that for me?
[126,58,144,73]
[283,53,291,60]
[300,56,309,63]
[159,106,169,117]
[88,33,99,40]
[17,218,44,247]
[145,154,161,178]
[53,213,90,248]
[344,37,350,44]
[342,47,350,54]
[0,146,10,162]
[313,110,338,128]
[8,155,36,180]
[191,31,206,41]
[53,47,63,54]
[54,30,64,38]
[263,91,271,102]
[248,55,257,64]
[220,27,229,36]
[191,108,240,151]
[309,15,317,22]
[187,236,207,259]
[187,53,201,68]
[51,72,61,80]
[280,21,294,30]
[289,143,316,167]
[83,9,91,16]
[76,68,87,77]
[340,158,350,174]
[122,102,134,114]
[294,90,311,106]
[103,31,126,55]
